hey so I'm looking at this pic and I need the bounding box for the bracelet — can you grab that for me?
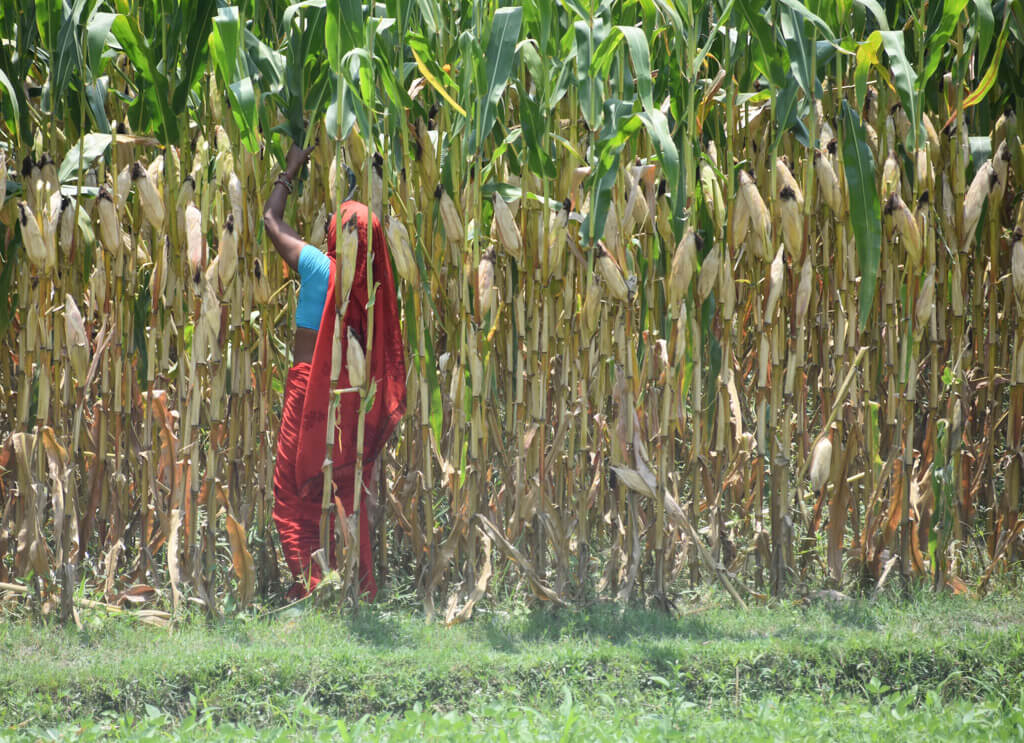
[274,174,293,193]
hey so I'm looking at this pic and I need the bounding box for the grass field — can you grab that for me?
[3,592,1024,740]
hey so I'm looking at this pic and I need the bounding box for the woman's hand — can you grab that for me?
[284,141,317,181]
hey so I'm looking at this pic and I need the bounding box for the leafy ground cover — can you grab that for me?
[2,592,1023,740]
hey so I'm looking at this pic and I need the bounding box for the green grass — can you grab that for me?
[2,591,1023,739]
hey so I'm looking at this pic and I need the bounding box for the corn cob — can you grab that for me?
[88,261,106,309]
[385,217,418,283]
[778,186,803,262]
[217,214,238,291]
[253,257,271,305]
[738,170,772,261]
[436,185,463,246]
[18,200,50,270]
[96,187,121,256]
[132,161,165,231]
[809,436,832,492]
[884,192,922,268]
[962,159,997,250]
[794,258,813,330]
[881,151,900,198]
[184,202,203,285]
[477,247,496,316]
[668,228,698,308]
[227,171,244,231]
[545,198,570,280]
[596,244,628,302]
[114,165,132,215]
[764,246,785,320]
[347,327,366,388]
[814,151,843,215]
[56,195,75,256]
[64,293,90,382]
[696,244,720,303]
[338,215,359,302]
[39,153,58,195]
[1012,234,1024,306]
[914,270,935,340]
[492,192,522,260]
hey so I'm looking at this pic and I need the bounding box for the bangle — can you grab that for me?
[274,174,293,193]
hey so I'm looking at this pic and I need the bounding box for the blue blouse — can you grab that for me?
[295,244,330,331]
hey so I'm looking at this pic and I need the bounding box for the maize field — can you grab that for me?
[1,0,1024,620]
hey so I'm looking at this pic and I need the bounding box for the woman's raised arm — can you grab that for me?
[263,142,316,271]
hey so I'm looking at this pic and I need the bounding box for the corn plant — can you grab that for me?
[0,0,1022,619]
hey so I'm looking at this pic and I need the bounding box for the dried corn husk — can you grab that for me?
[1011,237,1024,305]
[779,186,803,262]
[478,248,496,315]
[914,270,935,340]
[809,436,833,492]
[597,245,628,302]
[217,214,238,290]
[338,215,359,301]
[132,161,164,231]
[96,187,120,256]
[696,244,720,302]
[764,247,785,320]
[347,327,366,388]
[582,280,601,337]
[963,160,996,248]
[814,152,843,215]
[794,258,813,329]
[492,192,521,260]
[668,228,698,308]
[437,186,463,245]
[253,258,271,305]
[19,200,50,270]
[884,193,922,268]
[64,293,90,381]
[386,217,418,283]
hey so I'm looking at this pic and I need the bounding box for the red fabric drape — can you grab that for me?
[279,200,405,599]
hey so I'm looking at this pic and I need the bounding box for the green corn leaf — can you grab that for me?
[853,0,889,30]
[470,6,522,154]
[617,26,653,112]
[879,29,919,149]
[110,13,179,142]
[57,133,111,183]
[973,0,994,65]
[923,0,968,85]
[841,101,882,332]
[736,0,787,87]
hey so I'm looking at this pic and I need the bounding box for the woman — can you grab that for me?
[263,142,406,601]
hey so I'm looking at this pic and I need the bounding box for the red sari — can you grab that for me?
[273,201,406,600]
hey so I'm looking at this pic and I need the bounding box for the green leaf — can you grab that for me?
[86,11,117,77]
[961,17,1009,111]
[879,29,919,149]
[736,0,787,87]
[326,0,362,74]
[973,0,994,65]
[778,0,837,44]
[854,31,882,112]
[110,14,178,142]
[842,101,882,331]
[470,6,522,153]
[923,0,968,85]
[617,26,653,112]
[0,68,20,141]
[58,133,112,183]
[853,0,889,31]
